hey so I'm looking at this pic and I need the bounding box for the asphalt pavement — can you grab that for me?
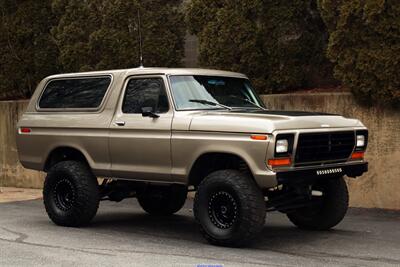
[0,199,399,267]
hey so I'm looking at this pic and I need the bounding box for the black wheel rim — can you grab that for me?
[208,191,238,229]
[53,179,75,211]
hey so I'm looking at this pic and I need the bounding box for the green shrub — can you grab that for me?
[0,0,59,98]
[318,0,400,107]
[52,0,185,72]
[260,0,334,91]
[51,0,94,72]
[186,0,334,93]
[0,0,186,99]
[187,0,266,89]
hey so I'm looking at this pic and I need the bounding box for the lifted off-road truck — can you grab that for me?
[16,68,368,247]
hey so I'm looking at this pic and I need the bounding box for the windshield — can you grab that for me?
[169,75,265,111]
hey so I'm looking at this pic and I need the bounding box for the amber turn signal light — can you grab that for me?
[351,151,364,160]
[268,158,291,167]
[250,135,268,141]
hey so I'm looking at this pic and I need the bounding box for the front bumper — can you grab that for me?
[276,162,368,185]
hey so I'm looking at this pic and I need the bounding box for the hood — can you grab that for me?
[189,110,364,133]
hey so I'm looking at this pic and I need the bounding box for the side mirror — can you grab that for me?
[141,107,160,118]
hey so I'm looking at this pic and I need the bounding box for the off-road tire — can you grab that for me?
[43,161,99,227]
[287,176,349,230]
[138,185,187,215]
[194,170,266,247]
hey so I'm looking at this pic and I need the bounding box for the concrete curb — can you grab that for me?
[0,187,42,203]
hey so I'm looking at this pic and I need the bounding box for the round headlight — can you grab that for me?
[276,139,289,153]
[356,135,365,147]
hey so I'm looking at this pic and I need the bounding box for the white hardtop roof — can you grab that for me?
[46,67,248,80]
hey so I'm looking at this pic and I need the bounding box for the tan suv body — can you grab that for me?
[16,67,368,247]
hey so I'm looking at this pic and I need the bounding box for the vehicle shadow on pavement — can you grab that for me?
[91,210,205,243]
[256,225,358,249]
[90,203,359,249]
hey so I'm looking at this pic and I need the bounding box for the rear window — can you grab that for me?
[38,76,111,109]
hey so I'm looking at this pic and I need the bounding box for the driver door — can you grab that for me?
[109,75,173,181]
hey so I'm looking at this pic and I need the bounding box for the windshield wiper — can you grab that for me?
[228,95,268,110]
[189,99,232,110]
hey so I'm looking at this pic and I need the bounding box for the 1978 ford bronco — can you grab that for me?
[16,68,368,247]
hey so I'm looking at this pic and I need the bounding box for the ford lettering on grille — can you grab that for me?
[316,168,343,176]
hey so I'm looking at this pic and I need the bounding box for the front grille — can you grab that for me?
[295,131,355,165]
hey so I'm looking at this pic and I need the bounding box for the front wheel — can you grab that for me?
[43,161,100,227]
[194,170,266,247]
[287,176,349,230]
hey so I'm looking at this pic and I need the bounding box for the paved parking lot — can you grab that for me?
[0,199,399,267]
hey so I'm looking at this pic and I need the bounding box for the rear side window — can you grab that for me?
[38,76,111,109]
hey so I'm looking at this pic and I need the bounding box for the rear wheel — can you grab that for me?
[137,185,187,215]
[43,161,99,227]
[194,170,266,247]
[287,176,349,230]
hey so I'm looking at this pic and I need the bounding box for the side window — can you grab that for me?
[39,76,111,109]
[122,78,169,114]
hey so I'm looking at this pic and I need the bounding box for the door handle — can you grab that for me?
[114,121,126,126]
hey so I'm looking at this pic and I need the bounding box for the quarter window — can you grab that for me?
[39,76,111,109]
[122,78,169,114]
